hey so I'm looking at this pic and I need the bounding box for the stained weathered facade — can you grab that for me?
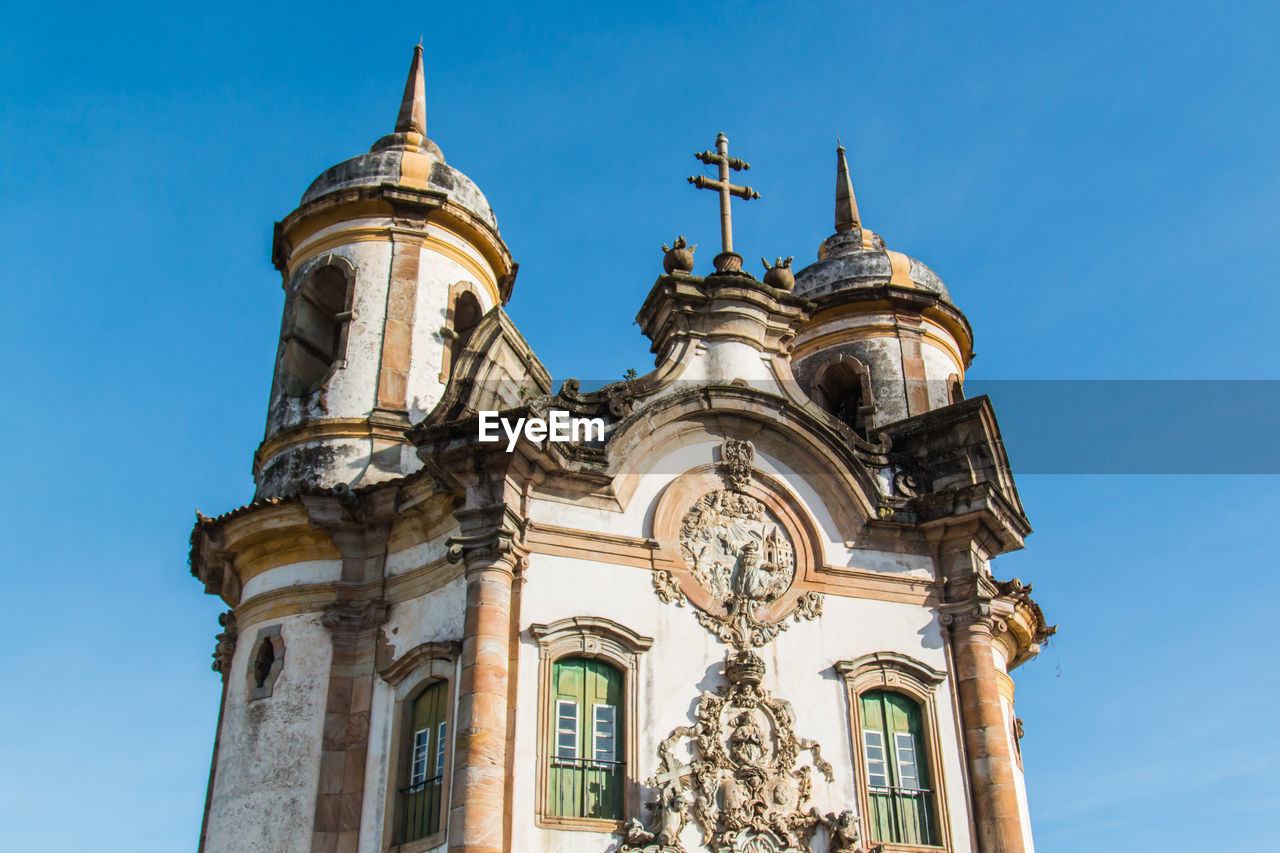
[191,47,1053,853]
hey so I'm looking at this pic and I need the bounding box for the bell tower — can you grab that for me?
[257,45,517,499]
[791,145,973,431]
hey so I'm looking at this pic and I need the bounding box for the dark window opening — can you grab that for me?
[281,264,353,396]
[814,360,872,433]
[253,640,275,689]
[450,291,483,369]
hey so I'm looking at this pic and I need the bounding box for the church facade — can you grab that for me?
[189,47,1054,853]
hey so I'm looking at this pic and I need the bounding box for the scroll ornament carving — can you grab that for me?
[211,610,238,676]
[653,570,687,606]
[620,651,859,853]
[677,489,821,649]
[720,439,755,493]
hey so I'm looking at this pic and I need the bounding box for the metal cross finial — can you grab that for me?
[687,132,760,273]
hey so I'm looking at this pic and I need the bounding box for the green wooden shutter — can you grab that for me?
[550,658,624,819]
[404,681,447,840]
[860,690,937,846]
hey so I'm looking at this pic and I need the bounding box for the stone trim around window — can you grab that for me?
[378,641,461,853]
[529,616,654,833]
[247,624,285,700]
[835,652,953,853]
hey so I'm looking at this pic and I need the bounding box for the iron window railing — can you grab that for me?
[399,773,445,842]
[867,784,937,846]
[549,756,623,820]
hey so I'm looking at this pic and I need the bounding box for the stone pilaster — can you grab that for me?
[942,603,1025,853]
[303,492,396,853]
[937,530,1026,853]
[313,597,390,853]
[445,507,524,853]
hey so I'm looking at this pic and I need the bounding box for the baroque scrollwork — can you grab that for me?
[720,439,755,492]
[620,651,853,853]
[654,570,688,606]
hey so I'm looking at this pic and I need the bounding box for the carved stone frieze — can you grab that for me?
[620,651,856,853]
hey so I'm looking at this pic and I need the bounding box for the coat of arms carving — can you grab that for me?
[619,651,862,853]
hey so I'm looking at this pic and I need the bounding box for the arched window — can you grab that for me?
[439,285,485,383]
[402,680,449,842]
[281,261,355,396]
[860,689,938,846]
[530,616,652,831]
[837,652,952,849]
[451,290,482,367]
[377,641,459,850]
[812,357,874,433]
[549,657,624,820]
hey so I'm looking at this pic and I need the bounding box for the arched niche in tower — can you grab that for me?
[439,281,487,383]
[810,355,876,433]
[279,256,357,397]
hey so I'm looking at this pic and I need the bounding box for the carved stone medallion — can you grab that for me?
[676,489,819,648]
[620,651,858,853]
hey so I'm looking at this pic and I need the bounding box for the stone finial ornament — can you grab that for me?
[719,438,755,492]
[761,256,795,291]
[662,236,697,273]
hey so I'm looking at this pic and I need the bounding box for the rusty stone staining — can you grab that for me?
[942,603,1027,853]
[446,524,523,853]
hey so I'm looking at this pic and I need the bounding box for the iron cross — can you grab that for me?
[687,132,760,268]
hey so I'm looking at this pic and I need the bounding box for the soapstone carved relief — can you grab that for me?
[666,440,823,649]
[619,651,862,853]
[653,570,688,606]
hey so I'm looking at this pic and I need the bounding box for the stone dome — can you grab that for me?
[298,45,498,231]
[301,148,498,231]
[793,145,951,304]
[794,231,951,303]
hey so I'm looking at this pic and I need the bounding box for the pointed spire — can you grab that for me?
[834,142,861,233]
[395,44,427,136]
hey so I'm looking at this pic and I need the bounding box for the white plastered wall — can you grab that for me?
[507,555,973,853]
[204,613,332,853]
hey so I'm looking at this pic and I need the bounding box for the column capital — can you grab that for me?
[321,597,391,637]
[940,601,1009,637]
[446,504,528,571]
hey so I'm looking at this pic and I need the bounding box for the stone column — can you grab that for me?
[447,535,520,853]
[936,526,1026,853]
[944,605,1025,853]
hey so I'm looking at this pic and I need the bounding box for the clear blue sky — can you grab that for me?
[2,2,1277,850]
